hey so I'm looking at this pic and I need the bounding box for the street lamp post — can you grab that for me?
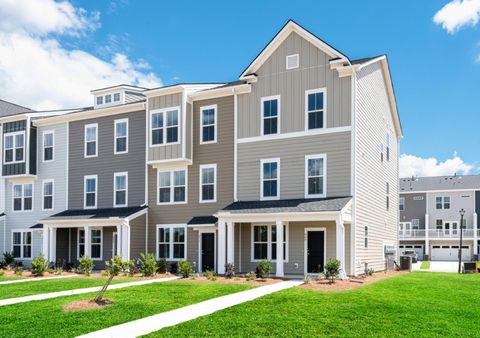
[458,208,466,274]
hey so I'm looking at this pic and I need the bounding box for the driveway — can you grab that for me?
[414,261,459,273]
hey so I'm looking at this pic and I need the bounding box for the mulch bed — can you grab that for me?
[177,275,282,286]
[300,270,409,292]
[63,298,113,311]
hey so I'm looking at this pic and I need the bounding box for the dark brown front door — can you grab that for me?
[201,233,215,272]
[307,231,325,273]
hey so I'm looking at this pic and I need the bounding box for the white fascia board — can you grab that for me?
[188,84,252,100]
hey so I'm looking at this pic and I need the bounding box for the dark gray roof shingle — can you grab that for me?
[221,197,351,214]
[187,216,218,225]
[400,175,480,192]
[45,206,147,220]
[0,99,33,118]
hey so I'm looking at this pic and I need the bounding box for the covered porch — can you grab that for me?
[215,197,352,278]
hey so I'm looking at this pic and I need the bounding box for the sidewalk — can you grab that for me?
[78,279,303,338]
[0,274,79,285]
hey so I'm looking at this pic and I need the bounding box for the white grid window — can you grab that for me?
[399,197,405,211]
[84,176,97,209]
[91,229,102,259]
[42,180,54,210]
[12,231,32,259]
[12,184,33,212]
[84,124,98,157]
[158,170,186,204]
[156,225,186,260]
[305,154,326,198]
[252,224,288,262]
[78,230,85,258]
[115,119,128,154]
[261,96,280,135]
[261,159,279,200]
[305,88,326,130]
[4,131,25,164]
[114,172,128,207]
[151,108,179,145]
[113,93,120,102]
[200,164,216,203]
[43,131,54,162]
[436,196,450,209]
[200,105,217,144]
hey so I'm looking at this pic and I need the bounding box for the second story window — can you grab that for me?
[42,180,54,211]
[200,105,217,144]
[158,169,186,204]
[306,88,326,130]
[261,159,279,200]
[114,172,128,207]
[261,96,279,135]
[200,164,216,203]
[4,131,25,164]
[436,196,450,209]
[84,124,98,158]
[151,108,179,145]
[114,119,128,154]
[305,154,326,198]
[43,131,54,162]
[13,183,33,212]
[84,175,97,209]
[399,197,405,211]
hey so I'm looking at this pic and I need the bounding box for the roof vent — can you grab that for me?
[286,54,299,70]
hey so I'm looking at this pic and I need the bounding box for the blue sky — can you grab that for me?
[0,0,479,176]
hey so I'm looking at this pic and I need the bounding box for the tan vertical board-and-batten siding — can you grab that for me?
[147,96,235,267]
[354,61,399,274]
[147,93,183,161]
[237,31,351,138]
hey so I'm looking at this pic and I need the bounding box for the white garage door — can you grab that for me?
[431,245,471,261]
[399,245,424,260]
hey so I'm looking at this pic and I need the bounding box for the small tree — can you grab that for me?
[94,256,125,303]
[139,253,157,277]
[31,254,49,276]
[157,258,167,274]
[256,259,272,279]
[3,252,14,269]
[178,259,192,278]
[324,258,341,284]
[78,255,94,276]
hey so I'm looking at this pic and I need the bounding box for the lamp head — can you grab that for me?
[459,208,465,217]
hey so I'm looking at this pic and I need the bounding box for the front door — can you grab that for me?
[306,230,325,273]
[201,233,215,272]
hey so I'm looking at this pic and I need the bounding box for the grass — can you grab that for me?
[149,273,480,337]
[0,276,22,282]
[0,281,252,337]
[420,261,431,270]
[0,276,141,300]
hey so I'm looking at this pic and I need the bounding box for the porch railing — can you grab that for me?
[427,229,475,238]
[399,230,426,238]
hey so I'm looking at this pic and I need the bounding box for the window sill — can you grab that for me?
[157,201,187,206]
[150,141,181,148]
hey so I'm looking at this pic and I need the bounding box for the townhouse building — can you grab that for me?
[0,20,402,277]
[399,175,480,261]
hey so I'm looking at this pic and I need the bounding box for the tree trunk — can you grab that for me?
[94,274,115,303]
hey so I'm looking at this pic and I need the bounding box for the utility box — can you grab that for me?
[399,256,412,271]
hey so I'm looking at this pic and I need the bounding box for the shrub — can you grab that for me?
[245,271,256,281]
[3,252,14,267]
[324,258,341,284]
[105,256,125,277]
[78,255,94,276]
[304,275,312,284]
[169,262,178,274]
[31,254,49,276]
[139,253,157,277]
[367,268,375,276]
[123,260,136,276]
[255,259,272,279]
[157,258,167,274]
[204,270,217,281]
[224,263,235,279]
[0,260,6,270]
[15,268,23,276]
[0,271,4,277]
[178,259,192,278]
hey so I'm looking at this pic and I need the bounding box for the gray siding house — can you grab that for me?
[399,175,480,261]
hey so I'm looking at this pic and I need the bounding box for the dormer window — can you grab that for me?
[96,96,103,105]
[105,94,112,104]
[114,93,120,102]
[286,54,299,70]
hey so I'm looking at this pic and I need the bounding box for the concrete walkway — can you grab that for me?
[413,261,459,273]
[0,276,179,307]
[78,279,303,338]
[0,274,79,285]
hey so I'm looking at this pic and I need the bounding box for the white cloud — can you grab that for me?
[400,153,477,178]
[433,0,480,33]
[0,0,161,110]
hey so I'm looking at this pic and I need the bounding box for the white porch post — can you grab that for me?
[42,225,50,262]
[217,220,226,274]
[121,223,130,261]
[276,220,284,277]
[336,215,346,279]
[474,213,478,256]
[84,226,91,258]
[425,214,430,257]
[50,228,57,263]
[116,225,122,257]
[226,222,235,266]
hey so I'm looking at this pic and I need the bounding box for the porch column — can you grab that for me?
[226,222,235,266]
[50,228,57,263]
[42,225,50,262]
[116,225,122,257]
[425,214,430,256]
[217,220,226,274]
[121,223,130,261]
[474,213,478,256]
[336,216,346,279]
[84,226,91,258]
[276,221,284,277]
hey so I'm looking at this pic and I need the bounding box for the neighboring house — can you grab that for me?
[0,20,402,276]
[399,175,480,262]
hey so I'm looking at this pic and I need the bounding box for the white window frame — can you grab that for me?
[84,175,98,209]
[200,104,217,144]
[12,183,33,212]
[286,53,299,70]
[304,88,327,131]
[113,92,121,102]
[435,196,450,209]
[305,154,327,198]
[199,164,217,203]
[114,118,129,154]
[77,228,85,259]
[42,130,54,162]
[260,158,280,201]
[113,172,128,207]
[84,123,98,158]
[4,131,25,164]
[364,226,368,248]
[260,95,280,136]
[42,179,54,211]
[157,169,188,205]
[105,94,112,104]
[96,96,103,105]
[250,223,289,262]
[155,224,187,261]
[11,230,33,260]
[149,106,181,147]
[77,228,103,260]
[399,197,405,211]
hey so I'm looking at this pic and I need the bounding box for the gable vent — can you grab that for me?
[286,54,299,70]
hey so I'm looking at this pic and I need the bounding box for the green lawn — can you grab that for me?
[420,261,431,269]
[0,276,140,300]
[0,276,22,282]
[0,281,252,337]
[149,273,480,337]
